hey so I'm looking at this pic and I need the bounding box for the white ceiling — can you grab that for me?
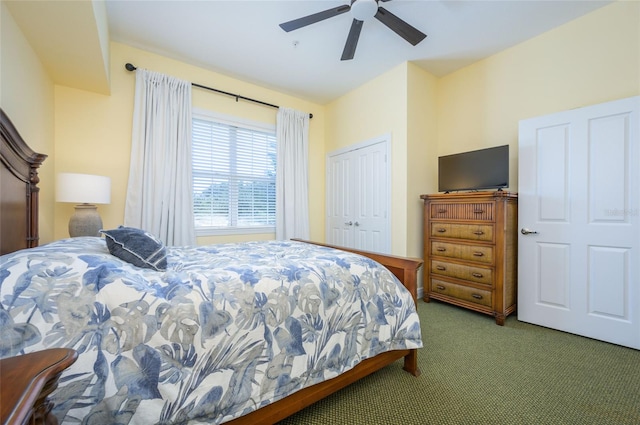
[105,0,613,104]
[9,1,614,105]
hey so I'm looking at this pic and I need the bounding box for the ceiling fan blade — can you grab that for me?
[341,19,364,61]
[374,6,427,46]
[280,5,351,32]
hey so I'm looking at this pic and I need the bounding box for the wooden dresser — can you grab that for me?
[421,191,518,325]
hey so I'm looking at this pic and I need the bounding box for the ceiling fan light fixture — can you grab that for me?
[351,0,378,22]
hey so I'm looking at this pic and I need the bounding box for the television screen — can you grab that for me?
[438,145,509,192]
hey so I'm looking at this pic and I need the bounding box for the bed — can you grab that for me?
[0,107,423,424]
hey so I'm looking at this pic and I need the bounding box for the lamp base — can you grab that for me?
[69,204,103,237]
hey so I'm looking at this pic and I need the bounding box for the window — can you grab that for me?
[192,111,277,235]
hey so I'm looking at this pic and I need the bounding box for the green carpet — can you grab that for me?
[278,300,640,424]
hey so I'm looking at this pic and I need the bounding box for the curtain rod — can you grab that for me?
[125,63,312,119]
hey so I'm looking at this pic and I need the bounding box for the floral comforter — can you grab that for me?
[0,238,422,424]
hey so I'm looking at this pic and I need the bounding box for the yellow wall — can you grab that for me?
[407,63,438,261]
[4,0,639,260]
[54,42,326,243]
[325,63,412,255]
[1,3,55,243]
[324,62,440,259]
[435,0,640,192]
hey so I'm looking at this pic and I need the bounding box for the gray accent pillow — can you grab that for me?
[100,226,167,271]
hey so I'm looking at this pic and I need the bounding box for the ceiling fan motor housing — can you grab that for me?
[351,0,378,21]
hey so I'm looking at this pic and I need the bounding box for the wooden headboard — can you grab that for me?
[0,108,47,255]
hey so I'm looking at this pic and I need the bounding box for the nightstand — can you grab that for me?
[1,348,77,425]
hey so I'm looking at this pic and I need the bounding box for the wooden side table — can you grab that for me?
[1,348,77,425]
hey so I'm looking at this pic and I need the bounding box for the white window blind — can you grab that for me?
[192,116,276,234]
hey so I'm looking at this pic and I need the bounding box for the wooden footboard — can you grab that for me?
[226,240,423,425]
[295,240,422,303]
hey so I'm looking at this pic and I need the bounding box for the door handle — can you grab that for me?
[345,221,353,226]
[521,228,539,235]
[354,221,360,226]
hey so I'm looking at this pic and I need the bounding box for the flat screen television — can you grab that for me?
[438,145,509,192]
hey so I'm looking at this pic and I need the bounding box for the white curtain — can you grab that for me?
[124,68,196,246]
[276,107,310,240]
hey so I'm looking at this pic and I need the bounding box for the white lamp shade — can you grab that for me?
[57,173,111,204]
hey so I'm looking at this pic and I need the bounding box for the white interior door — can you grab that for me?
[518,96,640,349]
[327,153,354,248]
[326,136,390,253]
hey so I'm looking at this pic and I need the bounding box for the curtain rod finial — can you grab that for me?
[125,63,137,72]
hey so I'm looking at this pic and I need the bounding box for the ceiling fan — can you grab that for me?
[279,0,427,61]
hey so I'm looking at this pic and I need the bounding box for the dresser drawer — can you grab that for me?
[431,241,494,264]
[431,278,492,307]
[431,260,493,285]
[430,202,494,221]
[431,222,494,242]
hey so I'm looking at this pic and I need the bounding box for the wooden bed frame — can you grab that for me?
[0,107,423,425]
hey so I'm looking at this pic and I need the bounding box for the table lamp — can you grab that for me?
[56,173,111,237]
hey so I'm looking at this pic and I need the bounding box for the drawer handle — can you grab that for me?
[436,266,446,271]
[436,285,445,290]
[472,294,483,300]
[473,230,485,235]
[473,252,484,257]
[474,210,485,214]
[437,228,447,233]
[438,209,447,214]
[436,247,447,252]
[472,272,483,278]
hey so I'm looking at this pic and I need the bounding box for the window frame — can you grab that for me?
[192,108,277,237]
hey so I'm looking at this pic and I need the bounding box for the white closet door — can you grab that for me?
[327,153,355,248]
[326,136,390,253]
[518,96,640,349]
